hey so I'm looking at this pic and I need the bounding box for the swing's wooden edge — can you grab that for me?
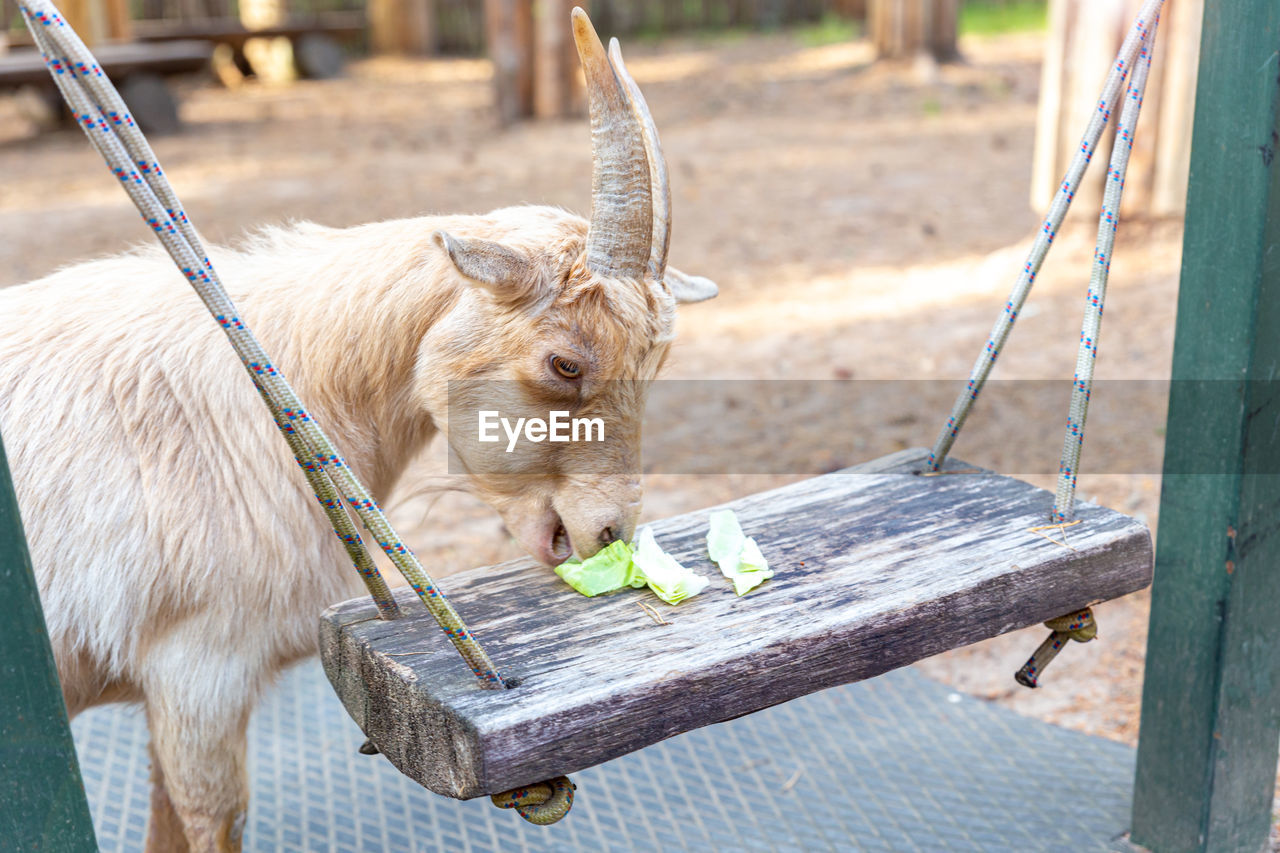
[319,448,1153,800]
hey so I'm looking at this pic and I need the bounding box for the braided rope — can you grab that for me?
[1014,608,1096,688]
[927,0,1166,493]
[490,777,576,825]
[1051,10,1160,521]
[19,0,504,688]
[257,386,399,613]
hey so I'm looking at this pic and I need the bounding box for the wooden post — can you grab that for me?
[102,0,132,42]
[928,0,956,61]
[1149,0,1202,216]
[1031,0,1201,218]
[0,432,97,851]
[368,0,437,55]
[59,0,105,45]
[867,0,958,62]
[486,0,533,124]
[1130,1,1280,850]
[532,0,578,119]
[1030,0,1124,218]
[59,0,132,43]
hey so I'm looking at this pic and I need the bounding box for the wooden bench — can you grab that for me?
[127,13,366,52]
[4,12,364,51]
[320,448,1152,800]
[4,13,356,94]
[0,41,211,133]
[0,41,211,88]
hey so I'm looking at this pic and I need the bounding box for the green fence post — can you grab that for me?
[0,429,96,851]
[1130,0,1280,850]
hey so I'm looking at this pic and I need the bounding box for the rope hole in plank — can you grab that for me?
[1027,519,1083,551]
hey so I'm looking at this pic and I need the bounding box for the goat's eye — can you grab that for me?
[550,355,581,379]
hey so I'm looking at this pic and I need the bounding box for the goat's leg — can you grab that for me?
[144,686,252,853]
[145,737,192,853]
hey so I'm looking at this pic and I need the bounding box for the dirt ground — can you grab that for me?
[0,30,1184,761]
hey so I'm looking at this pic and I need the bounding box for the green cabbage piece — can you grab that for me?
[553,539,643,597]
[631,526,709,605]
[706,508,745,562]
[706,508,773,595]
[554,524,717,605]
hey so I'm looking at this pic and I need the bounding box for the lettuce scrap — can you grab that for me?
[706,509,773,595]
[553,538,644,597]
[630,526,709,605]
[554,529,707,604]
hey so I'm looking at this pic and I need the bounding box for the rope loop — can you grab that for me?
[490,777,577,825]
[1044,609,1097,642]
[1014,607,1096,688]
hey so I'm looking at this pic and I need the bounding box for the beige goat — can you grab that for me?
[0,10,714,851]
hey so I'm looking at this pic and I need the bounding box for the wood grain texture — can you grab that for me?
[321,449,1152,800]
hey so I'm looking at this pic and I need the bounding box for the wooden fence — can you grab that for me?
[5,0,845,53]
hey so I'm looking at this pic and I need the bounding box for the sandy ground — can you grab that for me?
[0,31,1184,761]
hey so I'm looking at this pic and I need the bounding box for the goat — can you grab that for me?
[0,10,715,851]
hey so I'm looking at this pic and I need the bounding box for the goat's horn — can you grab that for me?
[608,38,670,282]
[572,7,652,280]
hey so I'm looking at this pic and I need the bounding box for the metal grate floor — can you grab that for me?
[72,662,1135,852]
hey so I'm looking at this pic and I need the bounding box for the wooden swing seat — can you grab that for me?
[319,448,1152,800]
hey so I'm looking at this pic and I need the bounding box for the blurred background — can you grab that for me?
[0,0,1202,770]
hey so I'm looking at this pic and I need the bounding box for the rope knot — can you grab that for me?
[1015,607,1096,688]
[490,776,576,825]
[1044,609,1097,642]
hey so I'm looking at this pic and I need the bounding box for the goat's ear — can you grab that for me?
[434,231,538,299]
[664,267,719,303]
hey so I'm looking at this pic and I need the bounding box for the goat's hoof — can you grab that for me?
[358,739,379,755]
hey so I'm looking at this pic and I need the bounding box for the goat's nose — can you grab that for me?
[599,525,622,546]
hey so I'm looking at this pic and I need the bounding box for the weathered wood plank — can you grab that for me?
[321,449,1151,800]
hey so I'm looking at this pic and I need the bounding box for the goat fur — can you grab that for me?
[0,204,700,850]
